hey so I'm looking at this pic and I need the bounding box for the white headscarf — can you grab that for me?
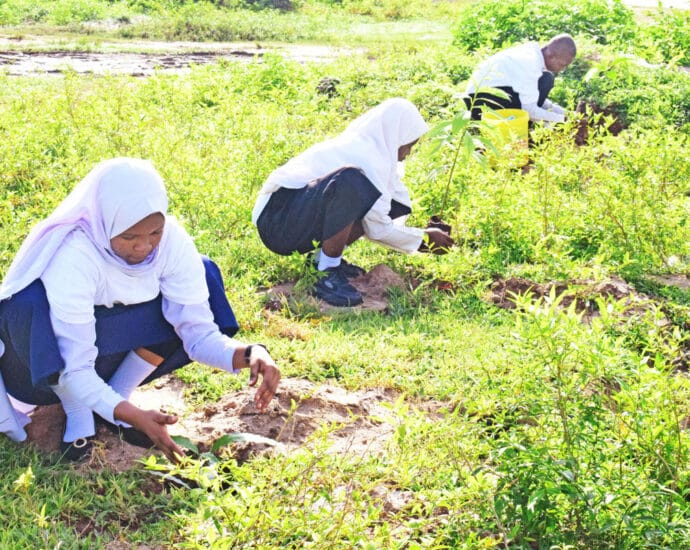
[0,157,168,302]
[260,97,429,195]
[0,158,175,441]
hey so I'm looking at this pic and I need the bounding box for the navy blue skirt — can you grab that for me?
[256,166,382,255]
[0,257,239,405]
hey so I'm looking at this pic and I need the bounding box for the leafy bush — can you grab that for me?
[573,53,690,131]
[452,0,636,51]
[1,5,690,547]
[637,7,690,66]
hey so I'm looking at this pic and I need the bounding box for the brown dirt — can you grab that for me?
[647,274,690,290]
[265,263,408,313]
[489,275,647,319]
[23,376,400,471]
[489,274,690,369]
[574,101,627,146]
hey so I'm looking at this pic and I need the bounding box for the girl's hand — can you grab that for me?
[114,401,185,463]
[245,345,281,412]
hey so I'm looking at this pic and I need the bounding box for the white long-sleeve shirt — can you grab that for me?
[42,221,241,422]
[466,42,566,123]
[252,98,429,254]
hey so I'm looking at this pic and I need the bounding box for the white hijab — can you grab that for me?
[260,97,429,194]
[0,157,169,302]
[0,158,171,440]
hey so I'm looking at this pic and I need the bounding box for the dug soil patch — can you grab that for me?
[265,263,408,313]
[23,376,400,471]
[574,101,627,146]
[489,275,642,320]
[489,274,690,368]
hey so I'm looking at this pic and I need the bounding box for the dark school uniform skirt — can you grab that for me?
[256,166,382,255]
[0,256,239,406]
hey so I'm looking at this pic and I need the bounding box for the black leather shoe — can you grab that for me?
[60,437,93,462]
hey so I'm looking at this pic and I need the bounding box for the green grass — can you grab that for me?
[1,0,690,547]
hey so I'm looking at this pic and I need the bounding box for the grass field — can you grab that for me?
[1,0,689,548]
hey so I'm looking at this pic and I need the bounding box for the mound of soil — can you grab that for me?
[489,275,690,369]
[23,376,399,471]
[265,263,408,313]
[574,101,627,146]
[489,275,645,319]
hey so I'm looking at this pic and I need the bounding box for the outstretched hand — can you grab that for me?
[247,346,281,412]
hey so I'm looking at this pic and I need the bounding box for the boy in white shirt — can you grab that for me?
[464,34,576,123]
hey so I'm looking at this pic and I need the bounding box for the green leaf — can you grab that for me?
[171,435,199,455]
[451,115,470,135]
[426,120,452,140]
[211,432,280,452]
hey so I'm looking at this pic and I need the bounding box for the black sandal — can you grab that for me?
[60,436,93,462]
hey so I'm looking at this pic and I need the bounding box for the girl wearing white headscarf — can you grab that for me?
[0,158,280,462]
[252,98,453,307]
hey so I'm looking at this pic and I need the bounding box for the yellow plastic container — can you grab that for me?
[482,108,529,167]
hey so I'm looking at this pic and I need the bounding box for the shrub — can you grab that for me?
[637,7,690,66]
[452,0,636,51]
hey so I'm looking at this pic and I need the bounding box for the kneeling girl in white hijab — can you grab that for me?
[0,158,280,462]
[252,98,454,308]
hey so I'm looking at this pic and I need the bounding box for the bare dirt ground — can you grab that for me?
[20,264,424,472]
[21,266,688,471]
[489,274,690,368]
[265,263,409,314]
[0,35,358,76]
[24,376,401,472]
[489,275,645,319]
[489,274,690,316]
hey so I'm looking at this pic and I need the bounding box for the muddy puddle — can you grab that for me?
[0,38,357,76]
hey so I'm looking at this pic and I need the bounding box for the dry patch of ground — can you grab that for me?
[489,274,690,368]
[24,376,403,471]
[265,263,409,314]
[489,275,644,320]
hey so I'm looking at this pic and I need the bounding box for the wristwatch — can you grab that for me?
[244,343,268,365]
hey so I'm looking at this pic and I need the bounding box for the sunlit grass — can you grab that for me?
[0,0,689,547]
